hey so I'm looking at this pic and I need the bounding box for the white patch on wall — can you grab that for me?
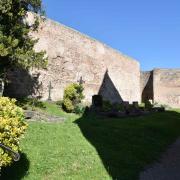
[96,44,105,55]
[53,40,65,57]
[35,38,65,58]
[34,37,48,52]
[177,96,180,105]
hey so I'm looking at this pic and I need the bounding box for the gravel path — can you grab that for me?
[140,138,180,180]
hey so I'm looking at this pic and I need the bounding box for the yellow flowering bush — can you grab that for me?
[0,97,27,171]
[62,83,84,113]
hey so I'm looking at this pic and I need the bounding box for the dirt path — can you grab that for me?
[140,138,180,180]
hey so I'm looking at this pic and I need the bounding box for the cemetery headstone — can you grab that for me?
[47,81,53,101]
[133,101,139,109]
[123,101,130,114]
[92,95,103,108]
[123,101,130,109]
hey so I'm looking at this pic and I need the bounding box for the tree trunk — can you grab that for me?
[0,79,4,97]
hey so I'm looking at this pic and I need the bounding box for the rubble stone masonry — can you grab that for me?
[5,13,141,103]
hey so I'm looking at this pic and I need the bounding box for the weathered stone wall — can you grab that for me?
[153,69,180,108]
[6,13,140,103]
[141,71,154,102]
[4,14,180,107]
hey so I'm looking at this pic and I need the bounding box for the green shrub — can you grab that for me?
[62,83,84,113]
[139,103,145,108]
[145,100,153,110]
[16,98,46,110]
[113,103,125,112]
[74,104,86,114]
[0,97,27,171]
[102,100,112,112]
[56,100,63,108]
[63,98,74,113]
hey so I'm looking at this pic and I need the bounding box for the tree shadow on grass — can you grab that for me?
[1,153,30,180]
[75,110,180,180]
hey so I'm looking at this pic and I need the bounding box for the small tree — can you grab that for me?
[0,0,47,85]
[62,83,84,113]
[0,0,45,171]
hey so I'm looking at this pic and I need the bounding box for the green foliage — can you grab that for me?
[102,100,112,112]
[74,104,86,114]
[139,103,145,108]
[102,101,126,112]
[62,83,84,113]
[145,100,153,110]
[0,0,47,79]
[16,98,46,110]
[0,97,27,170]
[56,100,63,108]
[113,103,125,112]
[63,98,74,113]
[42,101,72,118]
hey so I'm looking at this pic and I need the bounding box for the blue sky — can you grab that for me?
[42,0,180,70]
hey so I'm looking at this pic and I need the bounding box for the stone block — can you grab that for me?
[133,101,139,108]
[92,95,103,108]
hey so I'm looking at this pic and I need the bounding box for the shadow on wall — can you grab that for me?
[142,71,154,103]
[75,110,180,179]
[3,68,43,99]
[1,153,30,180]
[98,70,123,103]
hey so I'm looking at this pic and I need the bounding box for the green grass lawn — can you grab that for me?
[2,103,180,180]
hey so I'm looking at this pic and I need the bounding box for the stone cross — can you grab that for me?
[77,76,85,85]
[47,81,53,101]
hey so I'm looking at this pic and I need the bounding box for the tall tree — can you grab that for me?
[0,0,47,81]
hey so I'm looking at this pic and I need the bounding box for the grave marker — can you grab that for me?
[47,81,53,101]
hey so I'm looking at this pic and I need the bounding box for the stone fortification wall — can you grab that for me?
[5,13,141,103]
[140,71,154,102]
[141,69,180,108]
[4,14,180,107]
[153,69,180,108]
